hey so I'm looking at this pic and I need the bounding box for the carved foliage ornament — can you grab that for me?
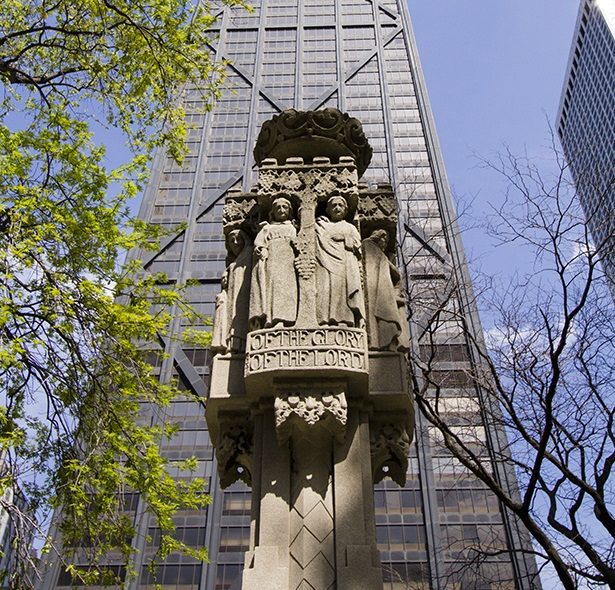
[357,188,398,245]
[253,108,373,177]
[257,165,357,201]
[222,194,258,235]
[274,392,348,443]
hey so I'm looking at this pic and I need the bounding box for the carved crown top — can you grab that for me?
[253,108,373,177]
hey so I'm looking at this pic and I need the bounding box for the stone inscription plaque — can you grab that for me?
[245,327,368,376]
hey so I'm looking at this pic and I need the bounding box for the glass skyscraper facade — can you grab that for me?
[41,1,540,588]
[557,0,615,294]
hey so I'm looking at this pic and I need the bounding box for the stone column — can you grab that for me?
[207,108,414,590]
[274,386,346,590]
[333,408,383,589]
[242,409,291,590]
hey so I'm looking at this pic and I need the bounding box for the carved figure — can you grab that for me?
[212,229,253,353]
[315,195,365,327]
[362,229,409,351]
[211,278,228,353]
[250,196,298,328]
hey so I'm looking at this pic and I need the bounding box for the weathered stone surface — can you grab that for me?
[253,108,373,177]
[336,545,384,590]
[289,432,336,590]
[362,229,410,352]
[242,546,290,590]
[370,419,413,486]
[368,351,410,399]
[207,110,416,590]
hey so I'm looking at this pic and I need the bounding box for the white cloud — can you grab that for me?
[597,0,615,37]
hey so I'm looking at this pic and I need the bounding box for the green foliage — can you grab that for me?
[0,0,247,586]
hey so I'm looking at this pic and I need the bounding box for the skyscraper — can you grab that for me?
[43,1,539,588]
[0,453,34,589]
[557,0,615,294]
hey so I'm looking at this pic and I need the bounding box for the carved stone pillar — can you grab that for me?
[207,109,414,590]
[274,388,346,590]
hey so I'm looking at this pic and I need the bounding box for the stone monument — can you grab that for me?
[207,108,414,590]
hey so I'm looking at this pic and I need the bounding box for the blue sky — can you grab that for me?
[406,8,599,587]
[406,0,580,278]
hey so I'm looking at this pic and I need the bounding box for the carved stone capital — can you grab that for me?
[253,108,373,177]
[370,420,412,486]
[274,392,347,443]
[216,417,253,489]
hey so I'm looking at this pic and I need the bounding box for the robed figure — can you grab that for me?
[362,229,409,351]
[250,196,298,328]
[315,195,365,327]
[212,229,253,353]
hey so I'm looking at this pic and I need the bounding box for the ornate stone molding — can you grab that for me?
[257,158,359,210]
[253,108,373,177]
[274,392,347,443]
[370,421,412,486]
[357,184,398,246]
[216,418,253,489]
[222,190,259,236]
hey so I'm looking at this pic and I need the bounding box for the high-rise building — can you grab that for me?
[42,1,540,588]
[0,485,22,587]
[0,453,34,589]
[557,0,615,293]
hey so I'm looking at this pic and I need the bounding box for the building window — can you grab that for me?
[382,562,430,589]
[140,563,202,587]
[219,526,250,553]
[377,524,426,551]
[146,526,206,548]
[223,491,252,516]
[57,565,126,587]
[215,563,243,590]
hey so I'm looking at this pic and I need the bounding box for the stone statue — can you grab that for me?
[250,196,298,328]
[315,195,365,327]
[212,229,253,353]
[362,229,409,351]
[211,279,228,353]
